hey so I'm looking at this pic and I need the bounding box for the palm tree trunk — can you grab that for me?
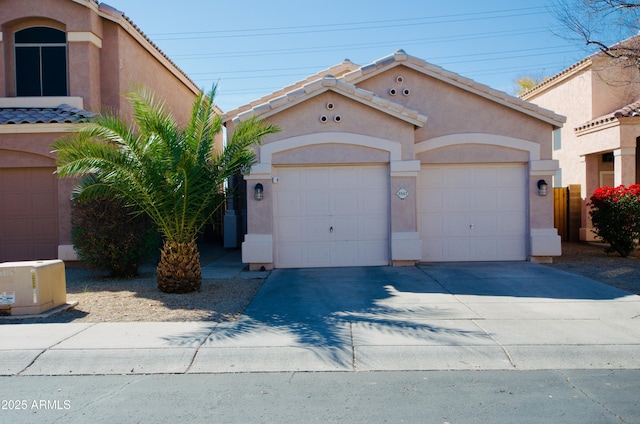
[157,239,201,293]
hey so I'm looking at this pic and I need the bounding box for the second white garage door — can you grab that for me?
[418,164,527,262]
[273,165,389,268]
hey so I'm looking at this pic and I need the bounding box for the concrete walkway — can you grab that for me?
[1,259,639,375]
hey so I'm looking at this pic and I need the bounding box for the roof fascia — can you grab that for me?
[520,59,593,100]
[345,56,565,128]
[223,61,360,120]
[0,123,80,134]
[95,4,200,96]
[232,81,426,127]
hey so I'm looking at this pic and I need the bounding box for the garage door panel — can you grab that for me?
[0,168,58,261]
[445,168,469,186]
[444,192,470,212]
[33,193,57,215]
[305,193,331,216]
[333,193,358,215]
[304,168,330,189]
[358,217,388,240]
[303,218,331,241]
[277,219,302,242]
[472,215,498,235]
[419,164,526,262]
[471,190,498,212]
[419,215,443,237]
[471,239,497,260]
[33,217,58,237]
[274,165,389,268]
[446,215,472,236]
[274,192,301,216]
[420,190,443,213]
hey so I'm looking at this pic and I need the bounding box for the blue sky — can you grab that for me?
[102,0,596,111]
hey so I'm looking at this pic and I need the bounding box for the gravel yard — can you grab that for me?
[543,241,640,295]
[2,241,638,324]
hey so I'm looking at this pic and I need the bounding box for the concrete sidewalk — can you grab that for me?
[1,261,639,376]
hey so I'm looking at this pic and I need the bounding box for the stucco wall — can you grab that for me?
[591,57,640,118]
[356,66,554,154]
[257,92,415,161]
[108,22,197,126]
[0,0,201,260]
[526,69,593,188]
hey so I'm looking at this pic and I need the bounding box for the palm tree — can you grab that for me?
[53,86,278,293]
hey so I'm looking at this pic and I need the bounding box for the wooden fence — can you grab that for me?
[553,184,581,241]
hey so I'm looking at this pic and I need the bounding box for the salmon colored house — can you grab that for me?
[224,50,566,270]
[0,0,200,262]
[522,43,640,241]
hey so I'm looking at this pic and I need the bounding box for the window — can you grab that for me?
[15,27,68,96]
[602,152,614,163]
[553,128,561,151]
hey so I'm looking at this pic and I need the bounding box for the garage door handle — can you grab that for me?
[469,224,474,229]
[330,226,334,233]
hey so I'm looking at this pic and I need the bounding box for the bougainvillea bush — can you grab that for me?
[589,184,640,257]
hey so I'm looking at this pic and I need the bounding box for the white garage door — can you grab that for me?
[273,165,389,268]
[419,164,527,262]
[0,168,58,262]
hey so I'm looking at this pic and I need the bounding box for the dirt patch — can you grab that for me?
[543,242,640,295]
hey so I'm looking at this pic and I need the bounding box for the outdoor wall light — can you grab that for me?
[254,183,264,201]
[537,179,548,196]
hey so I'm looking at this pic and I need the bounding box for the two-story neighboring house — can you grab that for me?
[224,50,565,270]
[521,44,640,241]
[0,0,200,262]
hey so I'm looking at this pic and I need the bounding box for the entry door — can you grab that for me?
[273,165,389,268]
[418,164,527,261]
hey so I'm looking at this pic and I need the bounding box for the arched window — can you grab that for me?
[15,27,68,96]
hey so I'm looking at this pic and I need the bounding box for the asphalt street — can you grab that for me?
[1,370,639,423]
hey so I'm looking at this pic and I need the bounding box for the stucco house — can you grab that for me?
[0,0,200,262]
[521,44,640,241]
[223,50,565,270]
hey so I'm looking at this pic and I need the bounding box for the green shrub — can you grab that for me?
[589,184,640,257]
[71,196,160,277]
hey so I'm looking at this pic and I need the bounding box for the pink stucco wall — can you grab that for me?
[0,0,200,261]
[231,56,563,267]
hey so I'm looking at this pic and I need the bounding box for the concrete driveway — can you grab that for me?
[2,261,639,375]
[193,262,640,372]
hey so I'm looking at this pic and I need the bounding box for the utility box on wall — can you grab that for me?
[0,260,67,315]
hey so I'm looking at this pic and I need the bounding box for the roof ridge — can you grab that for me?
[232,75,427,126]
[521,33,640,98]
[344,50,565,125]
[223,59,360,120]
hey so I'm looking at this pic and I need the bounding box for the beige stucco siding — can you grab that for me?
[255,92,415,162]
[356,66,554,154]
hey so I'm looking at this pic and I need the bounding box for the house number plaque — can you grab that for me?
[396,187,409,200]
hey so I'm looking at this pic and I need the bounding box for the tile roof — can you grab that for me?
[0,104,95,124]
[223,59,360,120]
[342,50,565,127]
[575,98,640,132]
[613,99,640,118]
[521,34,640,99]
[226,50,565,128]
[231,75,427,127]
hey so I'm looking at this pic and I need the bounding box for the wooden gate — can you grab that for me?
[554,187,568,241]
[554,185,581,241]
